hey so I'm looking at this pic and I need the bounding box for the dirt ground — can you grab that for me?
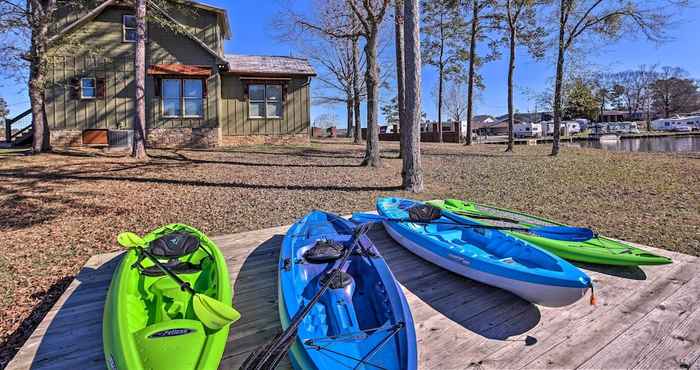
[1,140,698,366]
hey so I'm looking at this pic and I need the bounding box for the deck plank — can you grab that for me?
[5,224,698,370]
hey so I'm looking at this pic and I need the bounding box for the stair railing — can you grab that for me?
[4,108,32,143]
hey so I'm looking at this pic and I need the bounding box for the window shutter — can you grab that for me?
[69,77,80,99]
[202,79,208,98]
[96,78,106,99]
[154,77,161,97]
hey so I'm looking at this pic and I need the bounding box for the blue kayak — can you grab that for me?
[279,210,417,370]
[376,197,592,307]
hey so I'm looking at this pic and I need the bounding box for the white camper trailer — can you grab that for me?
[651,116,698,132]
[564,121,581,134]
[514,122,543,138]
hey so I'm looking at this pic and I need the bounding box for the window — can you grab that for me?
[162,79,181,117]
[81,78,96,99]
[123,15,137,42]
[248,84,283,119]
[161,79,204,118]
[183,80,203,117]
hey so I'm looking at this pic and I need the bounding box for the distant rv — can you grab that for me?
[542,120,580,135]
[651,116,699,132]
[590,122,640,136]
[514,122,543,138]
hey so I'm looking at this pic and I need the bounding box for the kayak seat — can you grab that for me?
[303,239,344,264]
[147,232,201,259]
[140,260,201,277]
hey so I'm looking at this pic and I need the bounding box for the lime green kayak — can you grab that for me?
[427,199,672,266]
[103,224,238,370]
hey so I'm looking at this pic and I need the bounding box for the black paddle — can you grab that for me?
[351,204,595,242]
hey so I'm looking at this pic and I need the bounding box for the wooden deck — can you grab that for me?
[7,223,700,370]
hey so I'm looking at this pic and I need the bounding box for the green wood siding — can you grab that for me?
[45,55,135,131]
[46,6,220,132]
[220,75,311,136]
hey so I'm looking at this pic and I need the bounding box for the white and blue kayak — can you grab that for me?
[375,197,592,307]
[279,210,417,369]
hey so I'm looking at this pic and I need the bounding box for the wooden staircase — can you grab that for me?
[3,109,32,147]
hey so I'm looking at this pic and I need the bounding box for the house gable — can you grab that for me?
[49,1,226,63]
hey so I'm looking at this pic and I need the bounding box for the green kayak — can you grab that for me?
[427,199,672,266]
[103,224,239,370]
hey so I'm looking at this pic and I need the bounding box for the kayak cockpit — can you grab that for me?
[281,211,413,369]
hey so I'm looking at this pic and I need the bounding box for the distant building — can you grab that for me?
[600,110,660,122]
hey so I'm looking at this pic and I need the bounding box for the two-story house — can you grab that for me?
[45,0,315,148]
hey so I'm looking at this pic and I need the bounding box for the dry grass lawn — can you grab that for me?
[0,140,698,366]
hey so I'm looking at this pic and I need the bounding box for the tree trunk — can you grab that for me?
[465,0,478,146]
[346,95,354,138]
[361,30,381,167]
[352,36,362,145]
[506,24,516,152]
[551,0,566,156]
[132,0,148,159]
[437,64,443,143]
[29,1,53,153]
[402,0,423,192]
[395,0,406,159]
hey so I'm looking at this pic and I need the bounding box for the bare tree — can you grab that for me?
[402,0,423,191]
[652,66,699,118]
[288,0,391,165]
[445,80,469,125]
[301,34,367,139]
[421,0,467,143]
[347,0,392,167]
[501,0,547,152]
[550,0,681,156]
[464,0,499,145]
[394,0,406,157]
[351,31,363,144]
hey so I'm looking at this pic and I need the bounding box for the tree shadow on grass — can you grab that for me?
[148,151,363,169]
[0,253,122,369]
[367,226,541,341]
[0,169,403,193]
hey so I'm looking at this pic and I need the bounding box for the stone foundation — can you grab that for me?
[51,130,83,147]
[220,133,310,146]
[147,127,220,149]
[49,129,309,149]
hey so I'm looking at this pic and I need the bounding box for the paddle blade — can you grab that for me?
[193,293,241,330]
[350,212,386,224]
[117,232,145,248]
[530,226,594,242]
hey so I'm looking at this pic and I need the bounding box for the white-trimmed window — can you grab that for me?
[248,84,283,119]
[81,78,96,99]
[161,78,204,118]
[123,15,137,42]
[183,80,204,117]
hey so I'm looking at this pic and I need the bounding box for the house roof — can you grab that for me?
[224,55,317,76]
[472,115,494,124]
[183,0,231,39]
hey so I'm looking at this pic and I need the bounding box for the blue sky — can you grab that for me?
[2,1,699,125]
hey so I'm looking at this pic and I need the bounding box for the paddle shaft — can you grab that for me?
[450,209,523,224]
[383,217,533,233]
[137,247,196,295]
[242,229,364,370]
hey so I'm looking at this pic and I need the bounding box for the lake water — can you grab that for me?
[573,135,700,153]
